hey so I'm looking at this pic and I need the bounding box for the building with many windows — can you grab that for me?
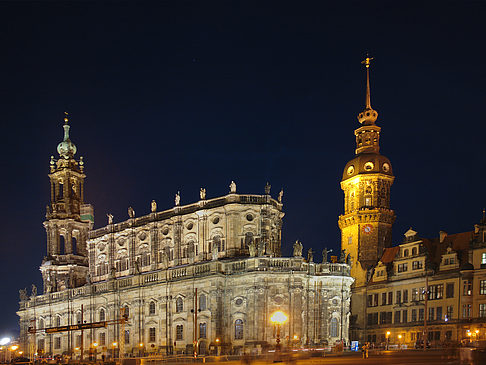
[338,58,486,346]
[17,116,353,359]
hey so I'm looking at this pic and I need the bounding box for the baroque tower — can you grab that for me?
[40,114,94,293]
[338,58,396,339]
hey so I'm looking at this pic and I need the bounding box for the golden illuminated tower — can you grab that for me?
[338,57,396,339]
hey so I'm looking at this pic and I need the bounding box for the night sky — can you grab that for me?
[1,1,485,336]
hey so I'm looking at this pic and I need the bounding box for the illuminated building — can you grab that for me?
[340,59,486,346]
[17,117,353,358]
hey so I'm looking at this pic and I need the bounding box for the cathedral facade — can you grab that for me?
[17,116,353,358]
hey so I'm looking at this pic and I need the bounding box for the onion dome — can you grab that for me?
[57,113,77,159]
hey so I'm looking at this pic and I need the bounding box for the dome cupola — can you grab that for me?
[57,113,77,159]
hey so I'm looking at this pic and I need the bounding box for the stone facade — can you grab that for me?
[17,117,353,359]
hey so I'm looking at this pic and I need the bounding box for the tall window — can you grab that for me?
[436,307,442,321]
[149,301,156,315]
[149,327,156,342]
[54,337,61,349]
[100,332,106,346]
[419,308,424,321]
[244,232,254,248]
[38,339,45,351]
[463,304,472,318]
[446,305,453,320]
[403,289,408,303]
[394,311,401,323]
[55,315,61,327]
[39,318,45,329]
[446,283,455,298]
[76,312,82,324]
[402,310,407,323]
[480,304,486,318]
[480,280,486,295]
[235,319,244,339]
[412,247,417,256]
[403,249,409,257]
[176,297,184,312]
[396,291,402,304]
[482,252,486,265]
[176,325,183,340]
[463,280,472,296]
[125,330,130,344]
[199,323,207,339]
[330,318,338,337]
[124,305,130,318]
[411,309,417,322]
[99,308,105,322]
[199,294,207,311]
[381,293,387,306]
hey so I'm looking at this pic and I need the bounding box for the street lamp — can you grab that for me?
[270,311,288,351]
[398,335,402,350]
[386,331,391,350]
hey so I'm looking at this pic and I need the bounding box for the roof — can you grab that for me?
[380,246,400,264]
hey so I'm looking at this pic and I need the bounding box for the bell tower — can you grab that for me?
[40,113,94,293]
[338,58,396,340]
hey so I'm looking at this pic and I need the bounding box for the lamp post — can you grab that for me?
[270,311,288,352]
[386,331,391,351]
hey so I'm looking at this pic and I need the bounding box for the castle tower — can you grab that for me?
[338,58,396,339]
[40,113,94,293]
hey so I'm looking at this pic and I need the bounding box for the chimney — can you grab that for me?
[439,230,447,243]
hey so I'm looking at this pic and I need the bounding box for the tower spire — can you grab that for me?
[362,55,373,109]
[357,55,378,125]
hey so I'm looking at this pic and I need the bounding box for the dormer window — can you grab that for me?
[403,249,409,257]
[412,247,417,256]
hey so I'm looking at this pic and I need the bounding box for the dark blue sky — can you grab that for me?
[1,1,485,336]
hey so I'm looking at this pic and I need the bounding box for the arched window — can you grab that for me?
[99,308,105,322]
[199,323,207,339]
[149,301,156,315]
[412,247,417,256]
[176,325,183,340]
[124,305,130,318]
[176,297,183,313]
[55,315,61,327]
[213,236,222,252]
[235,319,244,340]
[244,232,254,248]
[403,249,409,257]
[60,235,66,255]
[72,236,77,255]
[199,294,207,311]
[76,311,82,324]
[39,318,45,329]
[330,317,338,337]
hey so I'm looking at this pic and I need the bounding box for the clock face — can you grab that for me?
[347,165,355,175]
[362,224,373,235]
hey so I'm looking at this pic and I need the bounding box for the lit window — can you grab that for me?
[99,308,105,322]
[463,280,472,296]
[100,332,106,346]
[481,280,486,295]
[480,304,486,318]
[235,319,244,339]
[482,252,486,265]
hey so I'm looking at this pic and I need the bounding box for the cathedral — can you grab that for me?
[17,115,353,358]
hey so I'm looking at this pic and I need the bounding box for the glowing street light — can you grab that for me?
[10,345,18,352]
[385,331,391,350]
[270,311,288,351]
[0,338,11,346]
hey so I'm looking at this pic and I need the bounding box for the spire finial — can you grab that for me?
[361,54,374,109]
[357,54,378,125]
[64,111,69,124]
